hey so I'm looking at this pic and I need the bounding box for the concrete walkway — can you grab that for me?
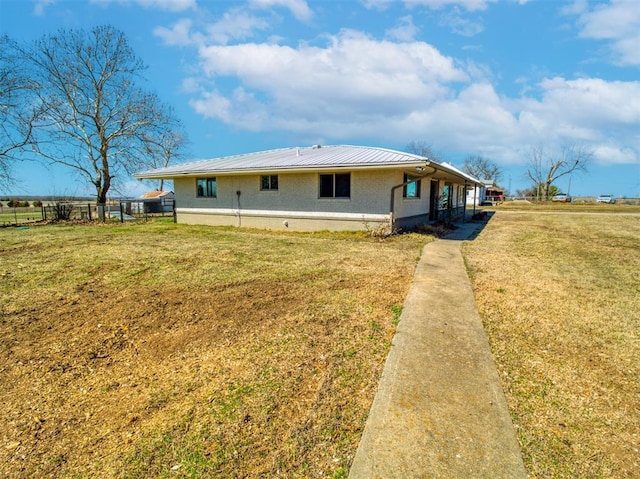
[349,221,527,479]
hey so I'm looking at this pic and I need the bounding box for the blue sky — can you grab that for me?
[1,0,639,198]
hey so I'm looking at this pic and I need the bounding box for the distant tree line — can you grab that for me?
[406,141,591,200]
[0,26,187,202]
[0,199,42,207]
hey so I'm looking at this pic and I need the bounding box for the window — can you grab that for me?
[319,173,350,198]
[440,183,451,209]
[196,178,217,198]
[403,173,421,198]
[261,175,279,191]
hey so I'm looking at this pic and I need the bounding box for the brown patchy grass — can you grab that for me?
[462,209,640,478]
[0,220,429,478]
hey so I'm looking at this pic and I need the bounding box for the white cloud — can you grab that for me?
[34,0,56,16]
[535,77,640,127]
[511,77,640,164]
[365,0,497,12]
[193,41,638,164]
[409,0,496,11]
[438,7,484,36]
[560,0,588,16]
[154,18,195,46]
[190,90,233,122]
[386,15,419,41]
[194,30,467,127]
[249,0,313,21]
[154,9,279,47]
[592,145,637,165]
[90,0,196,12]
[205,9,270,45]
[514,77,640,144]
[569,0,640,66]
[168,9,638,167]
[180,77,202,93]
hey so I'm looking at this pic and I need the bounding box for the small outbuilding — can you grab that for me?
[132,190,175,214]
[134,145,482,232]
[467,180,504,206]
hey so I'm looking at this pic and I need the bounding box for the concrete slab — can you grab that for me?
[349,221,527,479]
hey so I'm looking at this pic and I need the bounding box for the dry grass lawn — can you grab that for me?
[0,220,429,478]
[463,209,640,478]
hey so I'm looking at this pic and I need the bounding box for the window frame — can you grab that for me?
[319,172,351,199]
[260,175,279,191]
[403,173,421,199]
[196,177,217,198]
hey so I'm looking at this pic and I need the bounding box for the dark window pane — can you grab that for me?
[261,176,270,190]
[334,173,350,198]
[320,174,334,197]
[197,178,216,197]
[270,175,278,190]
[206,178,217,197]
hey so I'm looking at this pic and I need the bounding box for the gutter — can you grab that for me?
[133,162,431,180]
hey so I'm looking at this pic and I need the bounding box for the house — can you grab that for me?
[134,145,482,232]
[467,180,505,206]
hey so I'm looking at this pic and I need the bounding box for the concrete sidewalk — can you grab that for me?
[349,221,527,479]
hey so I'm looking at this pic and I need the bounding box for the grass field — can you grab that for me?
[462,208,640,478]
[0,208,44,226]
[2,209,638,478]
[0,220,429,478]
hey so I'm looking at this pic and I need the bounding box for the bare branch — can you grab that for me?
[405,140,440,161]
[462,155,502,184]
[5,26,183,203]
[526,144,592,200]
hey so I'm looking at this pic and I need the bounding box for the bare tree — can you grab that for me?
[405,140,440,161]
[15,26,182,204]
[0,36,41,187]
[142,113,188,192]
[526,144,592,200]
[462,155,502,184]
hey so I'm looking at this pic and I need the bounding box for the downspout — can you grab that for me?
[236,190,241,227]
[389,163,436,229]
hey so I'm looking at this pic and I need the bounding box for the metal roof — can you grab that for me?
[135,145,427,178]
[439,161,483,185]
[134,144,482,185]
